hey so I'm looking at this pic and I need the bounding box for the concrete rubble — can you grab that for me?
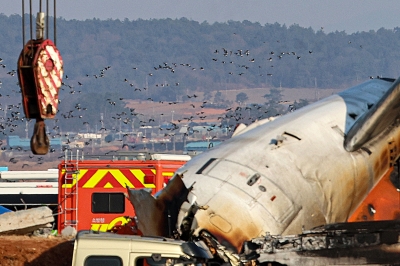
[0,206,54,235]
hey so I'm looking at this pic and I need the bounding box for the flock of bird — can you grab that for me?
[0,34,368,168]
[210,47,307,77]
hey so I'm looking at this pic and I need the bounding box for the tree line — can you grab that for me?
[0,14,400,135]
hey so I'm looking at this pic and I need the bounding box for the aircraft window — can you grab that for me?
[92,192,125,213]
[259,185,266,192]
[84,255,122,266]
[247,173,261,186]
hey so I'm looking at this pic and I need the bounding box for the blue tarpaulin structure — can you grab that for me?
[0,205,11,215]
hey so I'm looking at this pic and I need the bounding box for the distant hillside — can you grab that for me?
[1,14,400,95]
[0,14,397,135]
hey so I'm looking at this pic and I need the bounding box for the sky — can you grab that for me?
[1,0,400,34]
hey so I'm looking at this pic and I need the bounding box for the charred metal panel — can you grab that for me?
[242,220,400,265]
[127,175,189,237]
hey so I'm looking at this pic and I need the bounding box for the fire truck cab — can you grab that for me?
[58,153,190,234]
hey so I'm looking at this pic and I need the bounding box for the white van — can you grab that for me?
[72,231,214,266]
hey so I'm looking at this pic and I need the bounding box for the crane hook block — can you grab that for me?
[17,39,63,155]
[18,39,63,120]
[30,119,50,155]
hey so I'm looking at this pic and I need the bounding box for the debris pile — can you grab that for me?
[0,206,54,235]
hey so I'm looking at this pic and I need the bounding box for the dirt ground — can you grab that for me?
[0,235,74,266]
[124,87,344,124]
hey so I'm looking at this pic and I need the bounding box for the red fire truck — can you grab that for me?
[57,153,190,233]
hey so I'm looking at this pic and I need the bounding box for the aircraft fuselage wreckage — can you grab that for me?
[128,77,400,263]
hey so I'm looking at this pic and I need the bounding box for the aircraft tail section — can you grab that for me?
[344,77,400,152]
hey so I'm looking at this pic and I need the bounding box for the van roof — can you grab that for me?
[75,231,184,255]
[76,230,184,244]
